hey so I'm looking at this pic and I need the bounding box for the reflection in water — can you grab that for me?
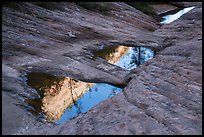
[55,45,154,124]
[26,72,122,124]
[55,83,122,124]
[93,45,155,70]
[161,7,195,24]
[93,45,130,65]
[115,46,154,70]
[26,72,93,121]
[26,45,155,124]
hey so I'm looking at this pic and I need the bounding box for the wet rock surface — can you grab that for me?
[2,2,202,135]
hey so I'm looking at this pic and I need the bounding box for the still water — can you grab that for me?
[93,45,155,70]
[55,83,122,124]
[55,45,155,124]
[56,5,196,125]
[161,6,195,24]
[115,46,154,70]
[27,6,196,125]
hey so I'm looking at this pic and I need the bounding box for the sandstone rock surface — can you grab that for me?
[2,2,202,135]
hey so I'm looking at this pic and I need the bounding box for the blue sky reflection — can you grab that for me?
[55,83,122,124]
[161,7,195,24]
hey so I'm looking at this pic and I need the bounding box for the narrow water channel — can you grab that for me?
[160,6,195,24]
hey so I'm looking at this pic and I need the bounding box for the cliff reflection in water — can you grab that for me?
[93,45,155,70]
[26,45,154,124]
[26,72,94,121]
[26,72,122,123]
[55,83,122,124]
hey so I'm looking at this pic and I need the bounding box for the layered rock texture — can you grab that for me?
[2,2,202,135]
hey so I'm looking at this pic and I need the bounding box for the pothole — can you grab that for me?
[25,45,155,123]
[25,72,122,124]
[92,45,155,70]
